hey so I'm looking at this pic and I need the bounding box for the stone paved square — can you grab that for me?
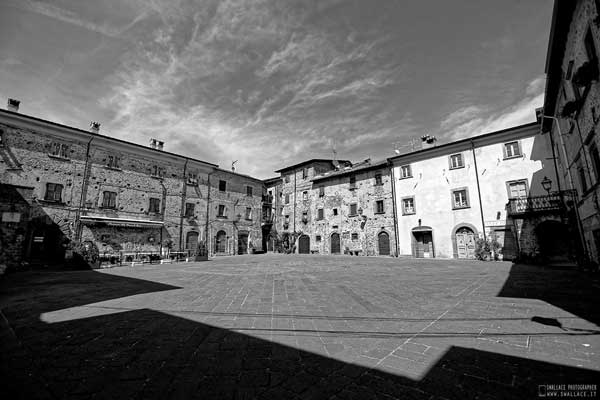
[1,254,599,399]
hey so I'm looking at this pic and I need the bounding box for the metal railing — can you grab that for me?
[506,191,575,216]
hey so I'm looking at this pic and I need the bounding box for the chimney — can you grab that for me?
[421,135,437,149]
[157,140,164,151]
[149,138,157,149]
[7,98,20,112]
[90,121,100,134]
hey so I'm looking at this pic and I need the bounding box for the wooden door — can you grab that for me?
[237,233,248,255]
[456,228,475,259]
[215,230,226,253]
[298,235,310,254]
[378,232,390,255]
[331,233,341,254]
[186,232,199,255]
[422,232,433,258]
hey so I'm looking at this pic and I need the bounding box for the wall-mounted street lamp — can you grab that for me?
[541,176,552,195]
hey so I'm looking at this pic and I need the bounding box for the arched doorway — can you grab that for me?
[186,231,199,255]
[411,226,434,258]
[238,231,248,255]
[535,220,572,261]
[331,233,341,254]
[378,231,390,255]
[455,226,476,259]
[215,230,227,253]
[298,235,310,254]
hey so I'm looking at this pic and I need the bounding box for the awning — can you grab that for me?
[80,215,164,228]
[412,225,433,232]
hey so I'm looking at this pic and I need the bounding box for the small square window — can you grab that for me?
[107,154,121,169]
[402,197,415,215]
[44,183,63,202]
[148,198,160,213]
[319,186,325,197]
[349,176,356,189]
[102,191,117,209]
[504,141,522,158]
[351,233,358,241]
[400,165,412,179]
[285,215,290,222]
[151,165,164,178]
[185,203,195,217]
[246,186,253,197]
[349,203,357,216]
[375,173,383,186]
[285,194,290,204]
[333,208,338,216]
[375,200,384,214]
[245,207,252,220]
[50,142,70,159]
[218,204,226,217]
[219,180,227,192]
[317,208,324,220]
[316,235,322,242]
[449,153,464,169]
[452,189,470,209]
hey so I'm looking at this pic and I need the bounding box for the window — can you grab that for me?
[187,173,198,186]
[375,200,384,214]
[148,198,160,213]
[0,129,4,146]
[302,211,308,221]
[504,141,522,158]
[102,191,117,209]
[151,165,164,178]
[319,186,325,197]
[375,173,383,186]
[107,154,120,169]
[303,191,308,201]
[302,168,308,179]
[50,142,69,159]
[402,197,415,215]
[452,188,470,209]
[316,235,322,242]
[349,176,356,189]
[217,204,226,217]
[285,194,290,204]
[284,175,290,183]
[349,203,358,216]
[44,183,63,202]
[589,142,600,182]
[351,233,359,241]
[449,153,464,169]
[185,203,195,217]
[585,28,598,62]
[507,180,528,198]
[285,215,290,223]
[245,207,252,220]
[219,180,226,192]
[246,186,253,197]
[400,165,412,179]
[317,208,324,220]
[333,208,338,216]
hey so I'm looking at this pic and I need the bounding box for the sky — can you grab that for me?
[0,0,553,178]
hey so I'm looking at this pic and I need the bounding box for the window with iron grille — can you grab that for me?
[449,153,464,169]
[349,203,358,216]
[151,165,164,178]
[400,165,412,179]
[219,180,226,192]
[102,191,117,208]
[50,142,69,159]
[375,200,384,214]
[375,173,383,185]
[185,203,195,217]
[107,154,120,169]
[317,208,324,220]
[402,197,415,215]
[149,198,160,213]
[245,207,252,220]
[246,186,253,197]
[44,183,63,202]
[503,141,522,158]
[217,204,226,217]
[452,189,470,209]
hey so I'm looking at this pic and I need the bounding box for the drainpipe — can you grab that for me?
[388,160,400,257]
[293,169,297,235]
[470,140,486,242]
[179,160,188,253]
[75,136,94,241]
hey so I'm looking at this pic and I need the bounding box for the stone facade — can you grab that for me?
[543,0,600,264]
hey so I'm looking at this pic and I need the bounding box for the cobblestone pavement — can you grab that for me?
[1,254,599,399]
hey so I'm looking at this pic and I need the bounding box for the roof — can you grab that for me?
[542,0,577,131]
[387,121,540,163]
[263,176,282,186]
[0,109,218,168]
[211,167,265,183]
[311,159,388,183]
[274,158,350,173]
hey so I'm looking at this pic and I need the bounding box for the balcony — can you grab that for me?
[506,191,575,216]
[262,194,274,204]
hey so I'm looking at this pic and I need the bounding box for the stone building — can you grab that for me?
[542,0,600,265]
[262,176,282,252]
[310,159,397,256]
[389,122,564,260]
[0,101,263,267]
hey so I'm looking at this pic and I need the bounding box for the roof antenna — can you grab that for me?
[331,138,337,161]
[231,160,238,172]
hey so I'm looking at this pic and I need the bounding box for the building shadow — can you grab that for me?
[1,268,599,399]
[498,263,600,327]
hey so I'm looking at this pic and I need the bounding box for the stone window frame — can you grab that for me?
[317,208,324,220]
[349,203,358,216]
[401,196,415,215]
[302,191,308,201]
[333,208,338,216]
[315,235,322,242]
[503,141,522,159]
[148,197,161,214]
[374,173,383,186]
[351,233,359,241]
[505,179,529,199]
[319,186,325,197]
[187,172,199,186]
[151,164,165,179]
[374,199,385,214]
[285,193,290,204]
[399,164,412,179]
[218,180,227,192]
[451,187,470,210]
[101,191,117,209]
[246,185,253,197]
[106,154,121,170]
[448,153,464,170]
[184,203,195,217]
[44,182,63,203]
[48,142,70,160]
[245,207,252,220]
[217,204,227,218]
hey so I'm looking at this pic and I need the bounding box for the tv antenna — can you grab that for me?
[231,160,238,171]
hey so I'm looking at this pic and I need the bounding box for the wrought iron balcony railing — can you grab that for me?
[506,191,575,216]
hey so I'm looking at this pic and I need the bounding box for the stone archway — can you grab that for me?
[215,230,227,253]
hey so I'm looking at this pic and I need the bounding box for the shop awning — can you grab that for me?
[411,226,433,232]
[80,215,164,228]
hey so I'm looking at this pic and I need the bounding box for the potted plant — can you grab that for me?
[474,238,491,261]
